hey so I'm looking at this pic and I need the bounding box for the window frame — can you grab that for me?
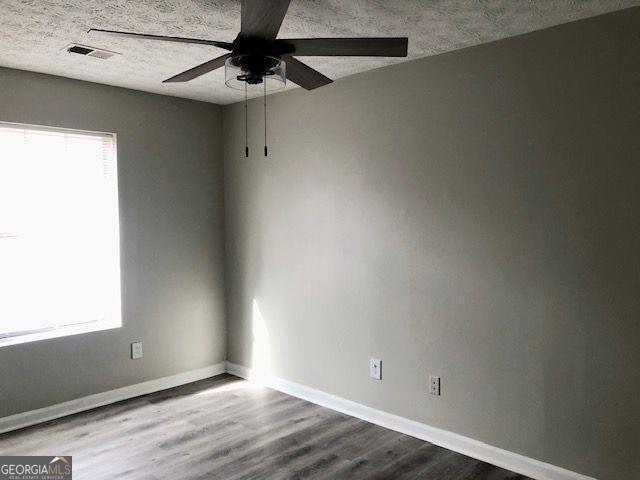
[0,121,122,347]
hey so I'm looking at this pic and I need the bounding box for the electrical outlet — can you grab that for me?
[131,341,143,359]
[370,358,382,380]
[429,375,440,395]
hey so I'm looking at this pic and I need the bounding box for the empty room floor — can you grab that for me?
[0,374,530,479]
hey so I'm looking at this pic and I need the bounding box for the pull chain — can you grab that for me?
[244,82,249,158]
[263,80,268,157]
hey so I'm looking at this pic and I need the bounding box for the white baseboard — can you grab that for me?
[225,362,595,480]
[0,362,226,435]
[0,360,595,480]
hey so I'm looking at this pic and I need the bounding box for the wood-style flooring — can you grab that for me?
[0,374,531,479]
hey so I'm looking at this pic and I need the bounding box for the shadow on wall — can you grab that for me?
[251,298,272,384]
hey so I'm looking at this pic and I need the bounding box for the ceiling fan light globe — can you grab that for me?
[224,55,286,91]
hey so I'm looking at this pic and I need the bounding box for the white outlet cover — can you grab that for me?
[429,375,441,395]
[370,358,382,380]
[131,342,143,359]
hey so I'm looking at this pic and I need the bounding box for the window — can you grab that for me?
[0,122,121,346]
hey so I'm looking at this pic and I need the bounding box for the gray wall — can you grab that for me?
[223,9,640,480]
[0,67,226,417]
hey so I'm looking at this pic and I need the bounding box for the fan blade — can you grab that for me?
[88,28,234,50]
[285,57,332,90]
[240,0,291,41]
[277,37,408,57]
[163,53,233,83]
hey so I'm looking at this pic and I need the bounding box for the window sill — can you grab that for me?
[0,321,121,348]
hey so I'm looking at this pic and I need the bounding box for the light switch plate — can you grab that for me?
[131,341,143,359]
[370,358,382,380]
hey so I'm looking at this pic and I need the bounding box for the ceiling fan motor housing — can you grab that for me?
[223,35,288,89]
[224,41,286,91]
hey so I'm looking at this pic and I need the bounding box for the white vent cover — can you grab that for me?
[63,43,120,60]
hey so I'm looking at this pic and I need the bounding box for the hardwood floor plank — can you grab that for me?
[329,434,426,479]
[367,442,454,480]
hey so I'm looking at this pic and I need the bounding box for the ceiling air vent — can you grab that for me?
[64,43,120,60]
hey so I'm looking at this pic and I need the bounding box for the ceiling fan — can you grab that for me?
[89,0,408,155]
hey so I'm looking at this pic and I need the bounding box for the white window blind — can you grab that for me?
[0,122,121,343]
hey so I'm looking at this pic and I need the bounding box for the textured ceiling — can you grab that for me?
[0,0,638,105]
